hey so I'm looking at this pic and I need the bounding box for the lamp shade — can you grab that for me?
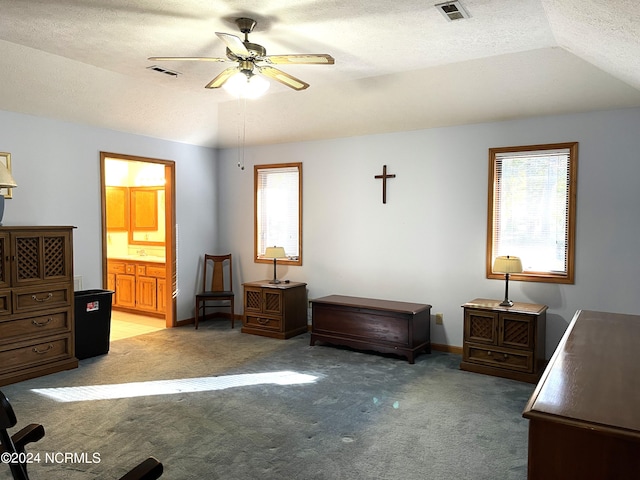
[493,256,523,274]
[0,162,17,188]
[264,246,286,259]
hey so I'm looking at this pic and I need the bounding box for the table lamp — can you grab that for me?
[0,161,17,225]
[493,255,523,307]
[265,246,286,284]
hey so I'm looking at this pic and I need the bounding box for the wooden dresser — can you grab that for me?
[460,298,547,383]
[311,295,431,364]
[0,226,77,386]
[242,280,307,339]
[523,310,640,479]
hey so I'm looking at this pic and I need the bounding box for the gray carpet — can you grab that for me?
[1,322,535,479]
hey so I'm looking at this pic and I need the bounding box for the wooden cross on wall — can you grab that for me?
[374,165,396,204]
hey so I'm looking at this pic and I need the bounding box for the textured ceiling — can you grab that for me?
[1,0,639,148]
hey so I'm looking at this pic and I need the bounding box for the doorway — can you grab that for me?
[100,152,176,330]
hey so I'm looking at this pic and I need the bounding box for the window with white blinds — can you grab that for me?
[254,163,302,265]
[487,143,577,284]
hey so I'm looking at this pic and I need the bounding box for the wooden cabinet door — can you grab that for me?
[0,233,9,289]
[115,274,135,308]
[244,287,263,314]
[500,313,534,350]
[11,229,73,287]
[157,278,166,313]
[136,276,157,311]
[263,290,282,316]
[464,309,498,345]
[106,186,129,231]
[130,188,158,230]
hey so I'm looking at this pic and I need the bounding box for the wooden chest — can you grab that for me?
[310,295,431,364]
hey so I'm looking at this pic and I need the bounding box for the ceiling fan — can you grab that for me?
[148,17,334,92]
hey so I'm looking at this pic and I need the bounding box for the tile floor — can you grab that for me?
[110,310,165,341]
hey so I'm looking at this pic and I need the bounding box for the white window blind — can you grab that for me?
[492,148,571,275]
[256,165,300,259]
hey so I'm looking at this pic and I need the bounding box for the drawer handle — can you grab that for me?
[32,317,52,327]
[32,344,54,354]
[257,318,270,325]
[32,293,53,302]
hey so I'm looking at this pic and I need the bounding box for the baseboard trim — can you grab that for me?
[432,343,462,355]
[178,318,463,354]
[178,313,241,328]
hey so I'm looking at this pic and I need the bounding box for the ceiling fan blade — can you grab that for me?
[259,66,309,91]
[215,32,250,57]
[205,67,239,89]
[262,54,335,65]
[148,56,228,62]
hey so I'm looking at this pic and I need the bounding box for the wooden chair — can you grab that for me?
[0,390,163,480]
[195,254,235,329]
[0,391,41,480]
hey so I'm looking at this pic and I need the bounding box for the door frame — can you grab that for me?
[99,152,176,328]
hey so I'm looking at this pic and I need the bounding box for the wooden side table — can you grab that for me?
[460,298,547,383]
[242,280,308,339]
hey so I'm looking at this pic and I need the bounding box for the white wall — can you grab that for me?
[217,107,640,354]
[0,109,218,321]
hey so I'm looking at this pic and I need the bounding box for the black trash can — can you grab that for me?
[74,289,115,360]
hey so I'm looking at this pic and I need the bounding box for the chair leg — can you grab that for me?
[230,300,234,329]
[194,299,199,330]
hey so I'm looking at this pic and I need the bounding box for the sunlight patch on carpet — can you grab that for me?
[31,371,318,402]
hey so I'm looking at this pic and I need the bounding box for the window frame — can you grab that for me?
[486,142,578,284]
[254,162,302,266]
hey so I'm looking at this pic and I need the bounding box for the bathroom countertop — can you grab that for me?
[107,255,166,263]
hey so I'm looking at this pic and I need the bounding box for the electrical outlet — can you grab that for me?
[435,313,444,325]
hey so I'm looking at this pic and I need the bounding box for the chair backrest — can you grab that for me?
[0,390,18,431]
[203,254,233,293]
[0,391,29,480]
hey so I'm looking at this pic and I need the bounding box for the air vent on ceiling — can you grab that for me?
[147,65,180,77]
[435,1,471,21]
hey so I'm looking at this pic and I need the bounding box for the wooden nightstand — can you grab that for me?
[460,298,547,383]
[242,280,308,339]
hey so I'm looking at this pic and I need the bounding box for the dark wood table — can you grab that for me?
[310,295,431,363]
[522,309,640,479]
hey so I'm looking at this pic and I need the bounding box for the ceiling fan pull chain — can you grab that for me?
[236,95,247,170]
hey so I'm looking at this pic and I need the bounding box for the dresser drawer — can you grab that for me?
[0,335,72,373]
[465,344,533,373]
[244,315,282,332]
[0,309,70,343]
[13,284,72,314]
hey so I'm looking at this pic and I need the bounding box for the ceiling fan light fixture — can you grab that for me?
[223,72,270,99]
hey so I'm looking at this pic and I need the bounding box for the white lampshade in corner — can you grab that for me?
[0,162,17,225]
[0,163,17,189]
